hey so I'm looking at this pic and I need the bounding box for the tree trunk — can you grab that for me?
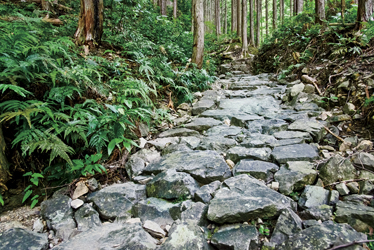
[296,0,303,14]
[192,1,195,32]
[293,0,296,15]
[256,0,261,46]
[173,0,177,19]
[315,0,325,24]
[273,0,277,30]
[0,126,9,193]
[215,0,221,36]
[232,0,237,32]
[356,0,372,29]
[192,0,205,69]
[290,0,293,16]
[237,0,242,36]
[242,0,248,54]
[250,0,255,45]
[161,0,167,15]
[280,0,284,23]
[266,0,268,36]
[74,0,104,47]
[224,0,228,33]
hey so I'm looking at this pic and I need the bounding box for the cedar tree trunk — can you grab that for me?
[250,0,255,45]
[215,0,221,36]
[192,0,204,69]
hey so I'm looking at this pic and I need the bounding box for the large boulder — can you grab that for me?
[87,182,146,220]
[318,155,356,185]
[0,228,48,250]
[53,221,157,250]
[207,175,296,224]
[278,221,366,250]
[211,224,259,250]
[143,150,232,184]
[146,169,199,200]
[335,200,374,232]
[274,161,317,195]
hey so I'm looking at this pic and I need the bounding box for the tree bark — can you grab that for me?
[160,0,167,15]
[237,0,242,36]
[0,126,9,193]
[296,0,303,14]
[256,0,261,46]
[273,0,277,30]
[356,0,372,29]
[173,0,177,19]
[266,0,268,36]
[250,0,255,45]
[242,0,248,54]
[280,0,284,23]
[224,0,228,33]
[232,0,237,32]
[74,0,104,47]
[215,0,221,36]
[192,0,205,69]
[290,0,293,16]
[315,0,325,24]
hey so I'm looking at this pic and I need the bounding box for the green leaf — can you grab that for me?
[23,171,33,177]
[32,173,44,179]
[108,138,123,156]
[90,154,102,163]
[30,195,39,209]
[24,185,33,192]
[22,190,32,203]
[0,194,4,206]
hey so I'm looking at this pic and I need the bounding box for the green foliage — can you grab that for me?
[259,225,270,236]
[70,154,106,177]
[22,171,44,209]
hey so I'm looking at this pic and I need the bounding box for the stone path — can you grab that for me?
[1,72,372,250]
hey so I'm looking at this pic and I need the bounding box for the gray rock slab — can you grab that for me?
[298,185,336,209]
[288,119,325,142]
[318,154,356,185]
[194,180,221,204]
[352,152,374,172]
[143,220,166,238]
[273,131,312,142]
[158,221,212,250]
[158,128,200,138]
[231,114,264,128]
[274,161,317,195]
[161,143,192,156]
[211,224,259,250]
[270,138,305,148]
[192,99,215,115]
[180,136,201,149]
[245,119,288,134]
[335,200,374,231]
[278,221,366,250]
[87,182,146,220]
[241,133,277,148]
[180,201,208,226]
[200,109,240,120]
[132,197,179,227]
[53,221,157,250]
[227,147,272,163]
[271,144,318,164]
[0,228,48,250]
[40,196,76,240]
[233,160,279,181]
[125,148,161,179]
[146,169,199,200]
[146,137,179,150]
[299,205,333,221]
[206,125,243,137]
[143,150,232,184]
[207,175,296,224]
[75,204,101,231]
[270,208,303,246]
[196,136,237,152]
[184,118,222,132]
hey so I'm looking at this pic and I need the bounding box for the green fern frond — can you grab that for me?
[0,84,33,97]
[0,101,46,127]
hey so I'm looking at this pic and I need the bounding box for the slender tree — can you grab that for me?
[256,0,261,46]
[273,0,277,30]
[266,0,268,36]
[160,0,166,15]
[173,0,177,19]
[237,0,242,36]
[74,0,103,47]
[250,0,255,45]
[356,0,373,29]
[192,0,204,68]
[242,0,248,54]
[315,0,325,24]
[224,0,228,33]
[0,127,9,196]
[280,0,284,23]
[296,0,303,14]
[215,0,221,36]
[232,0,237,32]
[290,0,292,16]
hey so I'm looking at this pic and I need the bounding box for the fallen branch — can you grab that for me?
[328,23,355,26]
[327,239,374,250]
[301,75,322,95]
[56,3,73,11]
[324,126,345,142]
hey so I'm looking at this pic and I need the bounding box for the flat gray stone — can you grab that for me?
[87,182,146,220]
[161,143,192,155]
[143,151,232,184]
[180,136,201,149]
[299,205,333,221]
[125,148,161,179]
[335,200,374,232]
[318,154,356,185]
[184,118,222,132]
[196,136,237,152]
[53,221,157,250]
[158,128,200,138]
[206,125,243,137]
[207,175,296,224]
[273,131,312,142]
[211,224,259,250]
[146,137,179,150]
[179,201,208,226]
[192,99,215,115]
[233,160,279,181]
[278,221,366,250]
[274,161,317,195]
[270,208,303,245]
[200,109,239,120]
[288,119,325,142]
[246,119,288,134]
[352,152,374,172]
[194,180,221,204]
[0,228,48,250]
[75,204,101,231]
[146,169,199,200]
[227,147,272,163]
[298,185,337,209]
[271,144,318,164]
[231,114,263,128]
